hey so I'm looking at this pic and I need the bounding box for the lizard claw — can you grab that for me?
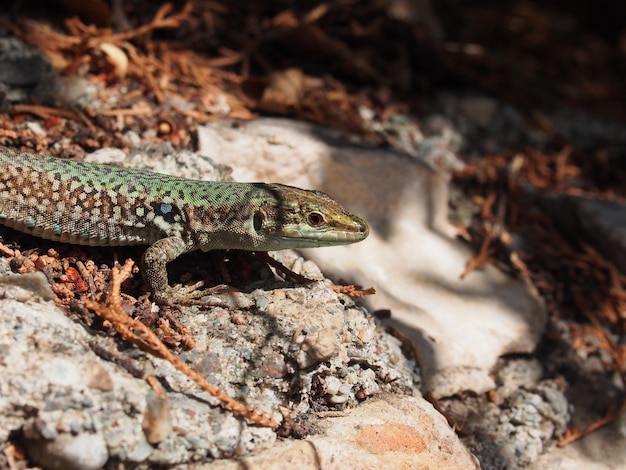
[154,283,235,307]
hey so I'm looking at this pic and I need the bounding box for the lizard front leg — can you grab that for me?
[142,237,224,306]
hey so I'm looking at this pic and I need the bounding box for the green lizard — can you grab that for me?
[0,147,369,305]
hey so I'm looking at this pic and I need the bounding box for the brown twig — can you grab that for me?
[330,284,376,298]
[461,225,496,279]
[88,3,194,47]
[255,251,312,284]
[558,397,626,447]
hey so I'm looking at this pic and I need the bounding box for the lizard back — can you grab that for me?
[0,148,264,248]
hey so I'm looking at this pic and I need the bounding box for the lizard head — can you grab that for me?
[248,183,369,250]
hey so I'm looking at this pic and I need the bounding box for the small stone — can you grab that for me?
[357,325,376,343]
[323,376,342,396]
[26,433,108,470]
[0,272,55,301]
[328,393,349,405]
[142,391,172,444]
[86,363,114,392]
[260,352,287,378]
[300,328,339,366]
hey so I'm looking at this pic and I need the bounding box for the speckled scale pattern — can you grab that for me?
[0,148,274,249]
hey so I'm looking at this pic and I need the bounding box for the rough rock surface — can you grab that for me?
[0,253,475,468]
[209,394,480,470]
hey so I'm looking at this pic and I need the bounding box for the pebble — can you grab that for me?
[26,433,108,470]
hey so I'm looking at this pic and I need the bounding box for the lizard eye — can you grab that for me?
[253,211,264,231]
[307,211,325,227]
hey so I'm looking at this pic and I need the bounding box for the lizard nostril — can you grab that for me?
[356,217,369,237]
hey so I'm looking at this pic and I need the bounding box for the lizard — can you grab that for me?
[0,147,369,305]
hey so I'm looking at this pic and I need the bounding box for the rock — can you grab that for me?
[0,271,55,301]
[0,296,277,465]
[448,378,570,470]
[0,257,421,466]
[209,394,479,470]
[85,144,233,182]
[25,433,108,470]
[530,421,626,470]
[142,391,172,444]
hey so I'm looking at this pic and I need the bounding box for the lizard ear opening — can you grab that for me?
[253,211,264,231]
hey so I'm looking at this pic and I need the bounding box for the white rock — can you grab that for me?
[27,433,108,470]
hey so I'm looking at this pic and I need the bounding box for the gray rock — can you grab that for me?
[0,271,55,301]
[0,251,425,466]
[459,379,570,469]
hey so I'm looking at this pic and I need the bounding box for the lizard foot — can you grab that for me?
[154,283,254,308]
[153,282,232,306]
